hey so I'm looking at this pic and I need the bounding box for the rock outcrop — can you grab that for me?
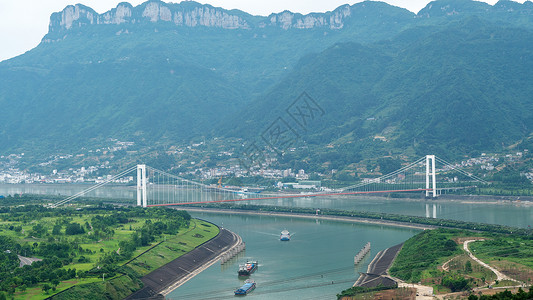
[47,0,360,35]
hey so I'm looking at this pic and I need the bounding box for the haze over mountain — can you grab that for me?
[0,0,532,160]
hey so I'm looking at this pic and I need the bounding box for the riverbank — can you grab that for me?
[344,194,533,205]
[126,226,241,299]
[183,207,435,230]
[353,243,403,288]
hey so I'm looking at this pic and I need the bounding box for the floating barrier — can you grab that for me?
[354,242,371,265]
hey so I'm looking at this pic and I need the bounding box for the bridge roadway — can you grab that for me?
[125,227,241,300]
[146,188,432,207]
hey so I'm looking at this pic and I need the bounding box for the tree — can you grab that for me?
[51,279,60,287]
[52,224,62,235]
[42,284,51,294]
[378,157,402,175]
[65,223,85,235]
[465,261,472,273]
[442,273,469,292]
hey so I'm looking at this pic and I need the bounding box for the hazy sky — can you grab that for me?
[0,0,523,62]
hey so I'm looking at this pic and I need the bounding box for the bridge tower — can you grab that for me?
[425,155,437,197]
[137,164,147,207]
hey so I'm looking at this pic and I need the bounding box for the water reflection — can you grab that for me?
[425,203,438,218]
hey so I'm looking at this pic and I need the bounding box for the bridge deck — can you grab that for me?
[146,189,431,207]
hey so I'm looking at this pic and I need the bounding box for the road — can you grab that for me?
[398,282,434,300]
[17,255,42,267]
[463,239,519,283]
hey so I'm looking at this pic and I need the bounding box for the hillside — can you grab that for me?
[1,0,533,161]
[0,0,415,153]
[229,17,533,162]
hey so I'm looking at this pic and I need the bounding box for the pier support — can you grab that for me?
[425,155,437,198]
[137,164,147,207]
[354,242,371,265]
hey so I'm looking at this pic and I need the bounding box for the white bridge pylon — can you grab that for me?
[426,155,437,198]
[137,164,147,207]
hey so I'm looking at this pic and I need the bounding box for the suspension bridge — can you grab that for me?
[51,155,488,208]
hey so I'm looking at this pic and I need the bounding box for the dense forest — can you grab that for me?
[0,205,192,298]
[1,0,532,163]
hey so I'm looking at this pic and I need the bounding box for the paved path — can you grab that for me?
[17,255,42,267]
[398,282,434,300]
[463,240,519,283]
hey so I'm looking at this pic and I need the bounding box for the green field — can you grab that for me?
[0,205,219,299]
[126,219,219,276]
[388,229,533,295]
[469,237,533,283]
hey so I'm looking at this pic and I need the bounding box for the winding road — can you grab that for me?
[463,240,519,283]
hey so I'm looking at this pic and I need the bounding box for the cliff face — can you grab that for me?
[265,5,351,30]
[45,0,533,43]
[46,0,364,36]
[48,2,250,32]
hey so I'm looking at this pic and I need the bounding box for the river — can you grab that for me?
[1,184,532,299]
[167,211,418,299]
[1,184,531,228]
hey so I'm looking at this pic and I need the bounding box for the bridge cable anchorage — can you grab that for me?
[50,155,489,208]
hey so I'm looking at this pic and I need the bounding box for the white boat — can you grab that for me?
[280,230,290,241]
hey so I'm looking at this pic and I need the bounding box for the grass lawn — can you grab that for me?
[469,237,533,270]
[387,229,533,297]
[126,219,219,276]
[1,205,217,300]
[14,277,102,300]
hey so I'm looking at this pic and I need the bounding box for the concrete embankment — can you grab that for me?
[439,194,533,203]
[183,207,435,230]
[353,243,403,288]
[126,227,242,300]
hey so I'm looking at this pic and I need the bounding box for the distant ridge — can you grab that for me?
[45,0,388,37]
[0,0,532,160]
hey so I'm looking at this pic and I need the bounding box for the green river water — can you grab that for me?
[1,184,532,299]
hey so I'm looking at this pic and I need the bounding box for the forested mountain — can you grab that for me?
[0,0,532,159]
[230,17,533,159]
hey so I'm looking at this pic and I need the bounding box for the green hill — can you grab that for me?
[1,0,533,161]
[228,17,533,161]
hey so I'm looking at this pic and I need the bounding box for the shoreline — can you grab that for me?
[126,224,243,299]
[183,207,435,230]
[159,229,242,296]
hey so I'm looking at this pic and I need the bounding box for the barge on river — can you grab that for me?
[238,261,258,276]
[234,279,256,295]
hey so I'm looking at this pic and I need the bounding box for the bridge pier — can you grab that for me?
[425,155,437,197]
[137,164,147,207]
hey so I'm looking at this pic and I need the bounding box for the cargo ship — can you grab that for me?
[280,230,290,241]
[237,261,258,276]
[234,279,256,295]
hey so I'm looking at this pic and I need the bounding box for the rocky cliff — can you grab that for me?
[45,0,385,36]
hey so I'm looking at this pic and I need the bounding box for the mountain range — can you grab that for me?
[1,0,532,163]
